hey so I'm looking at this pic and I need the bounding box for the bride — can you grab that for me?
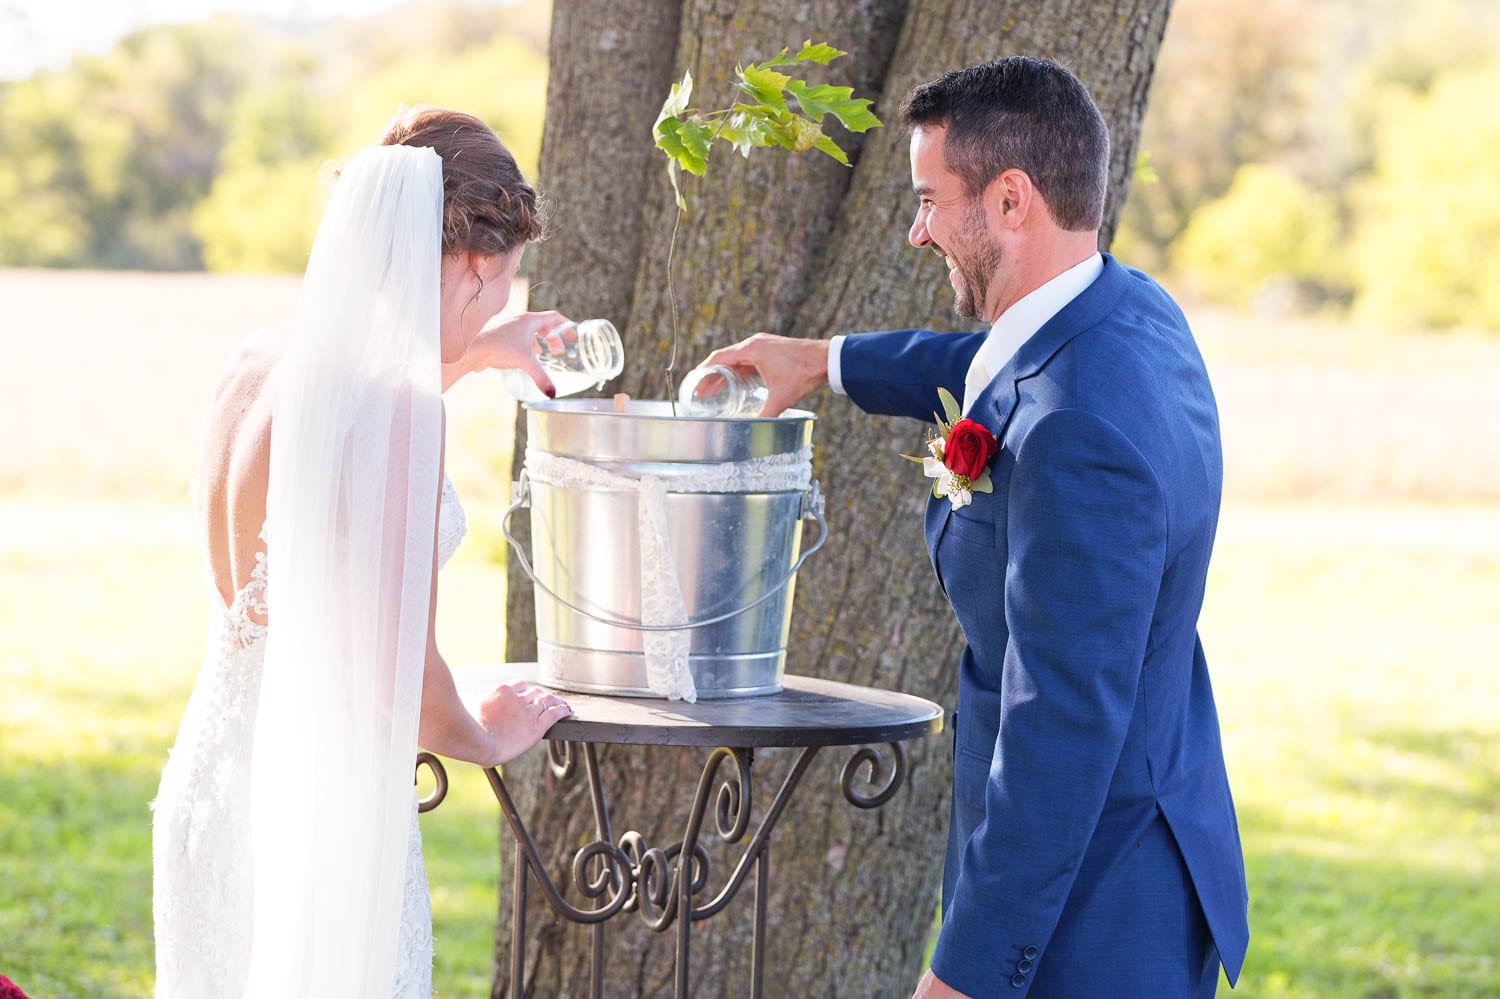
[152,106,572,997]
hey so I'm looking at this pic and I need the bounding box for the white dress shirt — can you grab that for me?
[829,252,1104,415]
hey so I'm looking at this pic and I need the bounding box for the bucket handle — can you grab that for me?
[500,469,828,632]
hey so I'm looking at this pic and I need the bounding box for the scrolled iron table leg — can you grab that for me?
[485,757,634,998]
[511,837,527,996]
[415,752,448,814]
[840,741,907,809]
[666,745,760,996]
[481,737,920,996]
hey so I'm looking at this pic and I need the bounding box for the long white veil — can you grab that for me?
[245,143,444,996]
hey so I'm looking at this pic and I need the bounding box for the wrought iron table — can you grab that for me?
[425,662,943,999]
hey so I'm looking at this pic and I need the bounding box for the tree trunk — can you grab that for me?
[500,3,1170,995]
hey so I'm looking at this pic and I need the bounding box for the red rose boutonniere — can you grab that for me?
[901,387,998,508]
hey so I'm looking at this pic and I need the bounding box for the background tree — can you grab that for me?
[499,1,1171,995]
[1348,61,1500,330]
[191,29,548,273]
[0,5,547,272]
[1111,0,1322,273]
[0,17,261,269]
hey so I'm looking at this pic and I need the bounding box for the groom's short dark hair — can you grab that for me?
[898,56,1109,232]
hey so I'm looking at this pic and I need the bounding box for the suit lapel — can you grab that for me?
[925,256,1129,576]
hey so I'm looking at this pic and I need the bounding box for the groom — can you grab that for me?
[706,58,1249,997]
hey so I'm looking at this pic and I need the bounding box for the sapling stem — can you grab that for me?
[664,206,683,415]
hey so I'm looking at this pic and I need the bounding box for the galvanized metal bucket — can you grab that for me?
[501,399,826,699]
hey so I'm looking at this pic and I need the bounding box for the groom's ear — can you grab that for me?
[987,169,1036,230]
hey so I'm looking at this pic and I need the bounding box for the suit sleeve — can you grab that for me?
[836,328,984,421]
[929,408,1168,997]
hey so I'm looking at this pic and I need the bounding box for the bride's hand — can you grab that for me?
[476,680,572,765]
[465,311,574,396]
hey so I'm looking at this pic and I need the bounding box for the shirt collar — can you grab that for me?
[962,252,1103,414]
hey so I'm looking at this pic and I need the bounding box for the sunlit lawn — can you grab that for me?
[1,269,1498,996]
[0,500,518,996]
[4,501,1497,996]
[1204,507,1500,997]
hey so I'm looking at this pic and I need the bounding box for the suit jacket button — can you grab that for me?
[1017,959,1033,973]
[1023,946,1039,960]
[1011,973,1027,988]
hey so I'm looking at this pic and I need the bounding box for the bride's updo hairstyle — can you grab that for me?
[376,105,544,256]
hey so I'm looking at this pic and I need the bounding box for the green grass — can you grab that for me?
[3,501,1496,997]
[1200,510,1500,998]
[0,503,519,996]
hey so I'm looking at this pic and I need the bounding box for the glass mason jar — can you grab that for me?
[500,318,625,402]
[676,364,769,418]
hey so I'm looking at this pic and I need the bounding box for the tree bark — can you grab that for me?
[500,3,1170,995]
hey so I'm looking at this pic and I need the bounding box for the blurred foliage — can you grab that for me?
[1349,63,1500,330]
[1170,164,1339,309]
[191,58,335,272]
[6,0,1500,332]
[0,18,263,268]
[1115,0,1325,273]
[194,29,545,272]
[0,2,548,273]
[1116,0,1500,331]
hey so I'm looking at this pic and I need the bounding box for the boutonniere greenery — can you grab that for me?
[901,387,999,509]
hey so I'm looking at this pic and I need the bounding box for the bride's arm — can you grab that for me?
[440,310,573,393]
[416,416,570,765]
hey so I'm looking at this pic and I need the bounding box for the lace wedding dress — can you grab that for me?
[152,475,468,998]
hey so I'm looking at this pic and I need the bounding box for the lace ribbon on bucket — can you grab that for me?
[524,445,813,702]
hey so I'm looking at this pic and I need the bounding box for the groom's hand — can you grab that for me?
[911,969,972,999]
[700,333,829,417]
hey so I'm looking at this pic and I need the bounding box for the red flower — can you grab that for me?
[0,974,33,999]
[942,418,998,481]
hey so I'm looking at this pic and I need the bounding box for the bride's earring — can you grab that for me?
[456,271,483,331]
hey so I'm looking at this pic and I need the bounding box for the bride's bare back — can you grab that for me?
[197,326,288,613]
[192,320,568,766]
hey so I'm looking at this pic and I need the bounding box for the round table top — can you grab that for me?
[454,663,944,749]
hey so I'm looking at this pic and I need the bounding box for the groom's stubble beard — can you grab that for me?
[948,198,1003,320]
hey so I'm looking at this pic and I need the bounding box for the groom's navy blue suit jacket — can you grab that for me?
[840,256,1249,997]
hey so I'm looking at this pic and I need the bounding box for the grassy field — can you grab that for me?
[1,268,1497,996]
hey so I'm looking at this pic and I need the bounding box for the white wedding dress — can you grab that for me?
[152,474,468,998]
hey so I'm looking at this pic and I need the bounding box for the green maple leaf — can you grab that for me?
[762,40,847,68]
[791,40,845,64]
[658,71,693,121]
[784,80,850,119]
[737,63,791,110]
[676,119,712,173]
[754,109,830,154]
[787,115,825,152]
[812,133,849,165]
[654,116,711,175]
[717,108,776,158]
[830,98,880,134]
[654,42,881,208]
[785,81,880,133]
